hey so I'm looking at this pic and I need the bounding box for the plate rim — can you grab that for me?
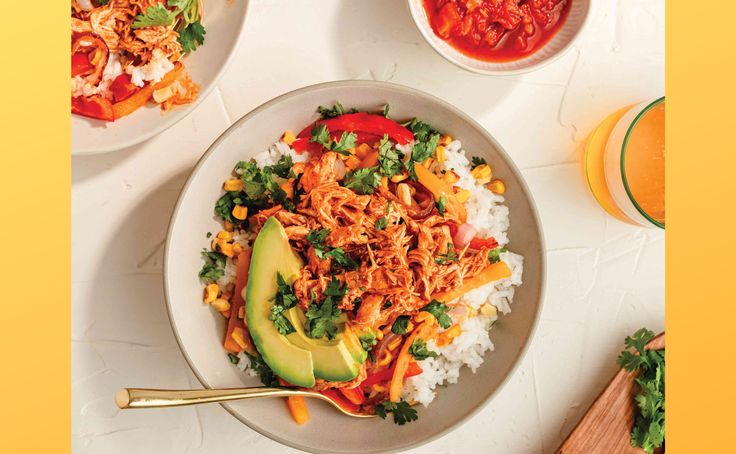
[163,79,547,453]
[71,0,251,155]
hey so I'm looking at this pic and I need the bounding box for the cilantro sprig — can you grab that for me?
[199,249,226,282]
[244,352,278,387]
[269,273,297,335]
[306,228,358,269]
[375,400,418,425]
[309,123,357,156]
[420,300,452,329]
[377,134,404,178]
[305,277,347,340]
[617,328,665,454]
[391,315,411,335]
[132,1,207,52]
[403,118,441,180]
[316,102,357,119]
[343,167,381,195]
[408,338,438,360]
[488,247,508,264]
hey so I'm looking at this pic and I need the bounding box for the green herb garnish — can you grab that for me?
[391,315,411,335]
[435,243,459,265]
[488,247,508,264]
[375,400,418,425]
[377,134,403,178]
[305,277,347,340]
[471,156,487,169]
[343,167,381,195]
[409,339,438,360]
[245,352,278,387]
[435,196,447,217]
[359,332,377,352]
[420,300,452,329]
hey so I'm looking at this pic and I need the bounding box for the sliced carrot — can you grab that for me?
[432,261,511,303]
[339,387,366,406]
[389,323,433,402]
[285,396,310,425]
[224,251,257,354]
[414,164,467,222]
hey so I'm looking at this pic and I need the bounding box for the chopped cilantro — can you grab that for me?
[332,131,358,155]
[382,104,391,118]
[132,3,175,28]
[435,243,459,265]
[245,352,278,387]
[409,338,438,360]
[391,315,411,335]
[269,273,297,335]
[198,262,223,282]
[375,400,418,425]
[359,332,377,352]
[377,134,404,178]
[471,156,487,169]
[420,300,452,329]
[227,353,240,364]
[306,228,331,258]
[403,118,437,143]
[206,232,212,238]
[305,277,346,340]
[375,217,388,231]
[309,123,357,155]
[178,20,205,52]
[488,247,508,264]
[403,123,440,180]
[309,123,332,148]
[316,102,357,119]
[343,167,381,195]
[435,196,447,217]
[617,328,665,454]
[325,247,358,269]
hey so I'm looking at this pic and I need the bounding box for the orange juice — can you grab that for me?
[584,98,665,228]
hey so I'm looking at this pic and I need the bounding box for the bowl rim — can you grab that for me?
[72,0,251,155]
[163,79,547,453]
[405,0,591,76]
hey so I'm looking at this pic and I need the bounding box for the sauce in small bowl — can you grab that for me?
[421,0,571,62]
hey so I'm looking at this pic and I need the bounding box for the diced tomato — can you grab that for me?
[297,113,414,145]
[339,387,366,405]
[468,236,498,250]
[320,389,360,413]
[361,361,423,387]
[72,96,114,121]
[109,74,139,103]
[71,52,94,77]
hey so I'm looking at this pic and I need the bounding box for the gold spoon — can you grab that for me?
[115,386,376,418]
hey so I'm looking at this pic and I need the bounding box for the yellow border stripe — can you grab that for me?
[668,1,736,451]
[0,2,70,452]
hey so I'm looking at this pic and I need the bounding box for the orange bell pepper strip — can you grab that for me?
[339,387,366,406]
[389,323,434,402]
[432,261,511,303]
[72,96,114,121]
[359,150,379,168]
[111,62,185,119]
[224,251,257,355]
[285,396,310,425]
[413,164,467,222]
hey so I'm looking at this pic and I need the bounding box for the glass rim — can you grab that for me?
[620,96,665,229]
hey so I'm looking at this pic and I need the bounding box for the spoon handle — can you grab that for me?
[116,387,304,409]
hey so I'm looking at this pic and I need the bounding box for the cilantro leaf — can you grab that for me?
[309,123,332,148]
[307,228,331,258]
[325,247,358,269]
[324,276,348,299]
[269,272,298,335]
[332,131,358,155]
[435,243,459,265]
[244,352,278,387]
[264,154,295,179]
[227,352,240,364]
[420,300,452,329]
[377,134,403,177]
[410,133,440,164]
[375,217,388,231]
[359,332,377,352]
[316,102,357,119]
[201,249,227,267]
[270,304,295,335]
[199,262,223,282]
[305,296,341,340]
[435,196,447,217]
[132,3,175,28]
[391,315,411,335]
[409,339,438,360]
[375,400,418,425]
[471,156,487,169]
[382,104,390,118]
[343,167,381,195]
[403,118,437,143]
[488,247,508,264]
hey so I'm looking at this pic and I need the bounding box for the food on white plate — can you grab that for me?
[71,0,205,121]
[198,102,524,425]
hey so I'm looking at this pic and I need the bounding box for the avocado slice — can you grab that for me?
[245,217,315,388]
[285,307,360,382]
[340,323,369,365]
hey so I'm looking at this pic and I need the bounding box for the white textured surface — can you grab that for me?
[71,1,664,452]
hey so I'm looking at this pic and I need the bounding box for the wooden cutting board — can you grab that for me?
[556,333,665,454]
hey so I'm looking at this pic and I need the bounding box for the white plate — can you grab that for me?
[406,0,591,75]
[164,80,545,453]
[71,0,249,155]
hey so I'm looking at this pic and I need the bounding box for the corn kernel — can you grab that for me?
[211,298,231,312]
[376,350,393,366]
[375,329,385,341]
[455,189,471,203]
[396,183,412,206]
[345,155,361,170]
[232,243,244,255]
[435,146,446,163]
[214,240,235,257]
[282,130,296,146]
[217,230,233,241]
[480,303,497,317]
[387,336,403,351]
[471,164,492,184]
[381,176,388,189]
[371,383,387,393]
[231,327,247,350]
[442,170,460,184]
[487,179,506,194]
[436,324,462,346]
[439,135,453,146]
[390,173,408,183]
[223,179,244,192]
[354,143,372,159]
[203,283,219,304]
[231,205,248,221]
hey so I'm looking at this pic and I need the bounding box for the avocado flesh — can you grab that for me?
[285,307,360,382]
[245,217,315,388]
[340,323,368,365]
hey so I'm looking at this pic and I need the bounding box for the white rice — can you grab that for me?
[215,135,524,406]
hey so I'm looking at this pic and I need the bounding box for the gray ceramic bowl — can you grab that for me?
[164,80,545,453]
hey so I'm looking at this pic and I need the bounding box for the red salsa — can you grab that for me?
[422,0,571,62]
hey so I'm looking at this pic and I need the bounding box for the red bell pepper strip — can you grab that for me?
[72,96,114,121]
[361,361,423,387]
[469,236,499,250]
[320,389,360,413]
[339,387,366,405]
[291,137,322,154]
[297,113,414,145]
[72,52,94,77]
[109,74,139,103]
